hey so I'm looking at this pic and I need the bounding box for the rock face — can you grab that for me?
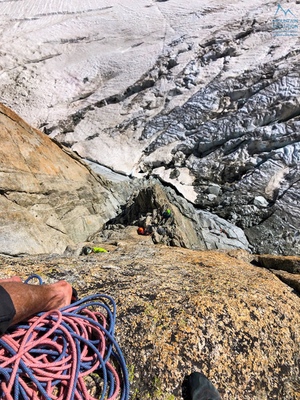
[101,183,249,251]
[0,236,299,399]
[256,254,300,293]
[0,103,121,255]
[0,5,299,399]
[0,103,251,256]
[0,1,299,255]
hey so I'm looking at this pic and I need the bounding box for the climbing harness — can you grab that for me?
[0,275,130,400]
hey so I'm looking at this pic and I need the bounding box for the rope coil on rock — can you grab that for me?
[0,276,130,400]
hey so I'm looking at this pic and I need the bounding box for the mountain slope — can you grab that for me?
[0,0,299,254]
[0,103,119,254]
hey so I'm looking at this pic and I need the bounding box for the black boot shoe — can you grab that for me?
[185,372,221,400]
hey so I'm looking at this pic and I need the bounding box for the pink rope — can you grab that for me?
[0,303,122,399]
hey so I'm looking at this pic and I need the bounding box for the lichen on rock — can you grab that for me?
[1,236,299,399]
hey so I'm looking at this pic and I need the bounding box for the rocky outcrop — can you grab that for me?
[0,1,299,255]
[0,103,122,255]
[255,254,300,294]
[100,183,249,251]
[0,4,299,399]
[271,269,300,294]
[0,103,251,256]
[1,236,299,399]
[257,254,300,274]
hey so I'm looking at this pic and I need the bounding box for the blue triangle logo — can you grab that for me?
[275,4,296,17]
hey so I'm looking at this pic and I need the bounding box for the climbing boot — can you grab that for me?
[187,372,221,400]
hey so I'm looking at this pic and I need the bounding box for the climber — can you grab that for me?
[137,226,152,236]
[0,276,72,335]
[161,208,172,222]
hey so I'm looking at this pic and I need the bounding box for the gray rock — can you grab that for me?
[253,196,269,207]
[208,184,221,196]
[0,1,299,255]
[98,182,250,252]
[0,102,249,256]
[207,193,217,202]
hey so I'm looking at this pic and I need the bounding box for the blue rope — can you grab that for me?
[0,275,130,400]
[24,274,44,285]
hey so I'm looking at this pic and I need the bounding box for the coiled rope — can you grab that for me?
[0,275,130,400]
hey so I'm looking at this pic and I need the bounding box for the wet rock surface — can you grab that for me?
[0,235,299,399]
